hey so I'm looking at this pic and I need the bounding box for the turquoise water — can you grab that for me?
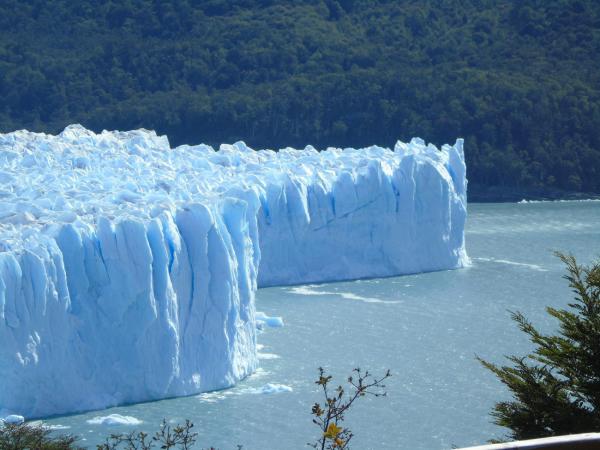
[41,201,600,449]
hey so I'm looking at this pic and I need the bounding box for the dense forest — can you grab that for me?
[1,0,599,199]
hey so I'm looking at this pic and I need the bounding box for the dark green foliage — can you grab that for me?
[1,1,599,196]
[0,422,84,450]
[479,253,600,440]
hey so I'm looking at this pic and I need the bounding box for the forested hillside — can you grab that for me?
[1,0,599,199]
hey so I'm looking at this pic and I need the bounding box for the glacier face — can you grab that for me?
[0,125,468,419]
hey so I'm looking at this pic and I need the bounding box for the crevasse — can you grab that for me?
[0,125,468,418]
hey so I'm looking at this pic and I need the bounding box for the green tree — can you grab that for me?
[1,0,600,197]
[479,253,600,440]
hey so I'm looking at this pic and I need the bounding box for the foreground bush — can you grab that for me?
[0,420,211,450]
[0,422,83,450]
[479,253,600,440]
[97,419,200,450]
[309,367,391,449]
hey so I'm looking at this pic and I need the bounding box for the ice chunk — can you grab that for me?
[3,415,25,425]
[256,311,284,328]
[257,352,281,360]
[243,384,293,394]
[86,414,142,426]
[44,424,71,430]
[0,126,467,418]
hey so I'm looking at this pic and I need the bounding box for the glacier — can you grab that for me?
[0,125,468,419]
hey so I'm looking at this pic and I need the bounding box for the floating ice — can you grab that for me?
[243,383,293,394]
[3,415,25,425]
[0,125,468,418]
[474,257,547,272]
[519,198,600,204]
[287,285,399,304]
[255,311,284,328]
[44,424,71,430]
[257,352,281,360]
[86,414,142,426]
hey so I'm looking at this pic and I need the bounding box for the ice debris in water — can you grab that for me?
[243,383,293,394]
[2,415,25,425]
[86,414,143,426]
[255,311,284,329]
[0,125,468,418]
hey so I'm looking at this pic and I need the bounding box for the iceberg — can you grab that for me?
[2,414,25,425]
[255,311,284,329]
[86,414,143,426]
[0,125,468,419]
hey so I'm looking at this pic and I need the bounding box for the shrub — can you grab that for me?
[479,253,600,440]
[97,419,201,450]
[309,367,391,449]
[0,422,83,450]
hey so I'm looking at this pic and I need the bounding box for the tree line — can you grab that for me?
[1,0,599,198]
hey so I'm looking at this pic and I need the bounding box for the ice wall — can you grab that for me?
[0,125,468,418]
[257,140,468,286]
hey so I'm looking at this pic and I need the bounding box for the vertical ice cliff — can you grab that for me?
[256,140,467,286]
[0,126,467,418]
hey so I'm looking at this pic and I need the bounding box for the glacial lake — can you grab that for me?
[42,201,600,449]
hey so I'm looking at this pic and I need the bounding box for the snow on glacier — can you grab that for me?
[0,125,468,419]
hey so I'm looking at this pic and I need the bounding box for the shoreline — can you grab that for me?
[468,185,600,203]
